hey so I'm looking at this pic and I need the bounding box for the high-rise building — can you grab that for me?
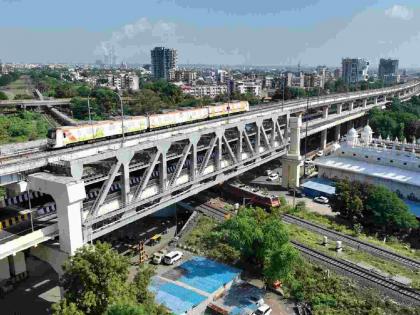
[342,58,369,85]
[378,58,399,85]
[151,47,177,80]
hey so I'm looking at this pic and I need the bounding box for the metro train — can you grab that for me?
[47,101,249,148]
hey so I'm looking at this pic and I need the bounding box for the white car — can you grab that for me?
[316,150,324,157]
[152,249,167,264]
[163,251,183,265]
[253,304,272,315]
[248,295,265,307]
[268,173,279,181]
[314,196,329,204]
[265,169,273,176]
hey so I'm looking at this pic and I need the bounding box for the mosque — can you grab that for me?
[313,124,420,201]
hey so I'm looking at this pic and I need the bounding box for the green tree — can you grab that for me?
[219,207,299,284]
[59,242,135,315]
[105,304,147,315]
[51,299,84,315]
[0,91,8,100]
[365,185,419,233]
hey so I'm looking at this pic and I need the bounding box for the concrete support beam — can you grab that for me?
[363,99,367,108]
[281,115,302,189]
[8,252,26,276]
[349,101,354,111]
[335,125,341,142]
[374,96,378,105]
[336,103,342,115]
[5,181,27,197]
[236,126,243,160]
[322,106,329,119]
[28,173,86,255]
[320,129,327,150]
[0,257,10,281]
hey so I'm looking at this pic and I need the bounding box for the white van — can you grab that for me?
[163,251,183,265]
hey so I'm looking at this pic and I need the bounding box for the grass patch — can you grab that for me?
[288,224,420,289]
[291,209,420,260]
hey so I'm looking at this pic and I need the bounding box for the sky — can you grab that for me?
[1,0,420,67]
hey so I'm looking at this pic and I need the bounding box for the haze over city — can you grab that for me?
[2,0,420,67]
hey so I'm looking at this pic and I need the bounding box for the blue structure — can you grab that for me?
[301,178,336,198]
[403,200,420,218]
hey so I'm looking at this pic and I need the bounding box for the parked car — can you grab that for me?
[316,150,324,157]
[265,169,273,176]
[288,189,305,198]
[152,249,168,264]
[253,304,272,315]
[304,158,313,164]
[248,295,265,307]
[268,173,279,181]
[163,251,183,265]
[314,196,329,204]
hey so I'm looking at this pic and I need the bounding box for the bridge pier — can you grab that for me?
[281,115,302,189]
[349,101,354,111]
[363,99,367,108]
[320,106,329,150]
[0,252,27,283]
[336,103,342,115]
[28,173,86,255]
[335,125,341,142]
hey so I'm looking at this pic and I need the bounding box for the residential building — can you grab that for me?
[174,70,197,83]
[151,47,177,80]
[107,73,139,91]
[217,70,227,83]
[341,58,369,84]
[378,58,399,85]
[235,81,261,96]
[183,84,228,98]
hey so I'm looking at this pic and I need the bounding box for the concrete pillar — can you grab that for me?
[254,122,261,153]
[281,116,302,189]
[336,103,342,115]
[121,162,130,205]
[320,130,327,150]
[349,101,354,111]
[28,173,86,255]
[322,106,328,119]
[374,97,378,105]
[0,257,10,281]
[363,99,367,108]
[6,181,27,197]
[335,125,341,142]
[8,252,26,276]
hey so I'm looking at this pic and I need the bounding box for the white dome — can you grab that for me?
[363,125,372,133]
[347,128,358,137]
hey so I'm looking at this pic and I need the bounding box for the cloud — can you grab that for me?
[385,5,413,21]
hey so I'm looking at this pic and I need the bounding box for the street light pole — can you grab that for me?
[115,91,125,145]
[87,93,95,140]
[304,88,309,177]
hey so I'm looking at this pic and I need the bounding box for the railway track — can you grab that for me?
[195,203,231,221]
[292,241,420,306]
[283,214,420,270]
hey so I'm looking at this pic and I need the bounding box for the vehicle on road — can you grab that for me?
[268,173,279,181]
[152,249,168,264]
[253,304,272,315]
[265,169,272,176]
[314,196,329,204]
[316,150,324,157]
[163,250,183,265]
[288,189,305,198]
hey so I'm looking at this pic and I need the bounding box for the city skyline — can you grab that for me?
[1,0,420,67]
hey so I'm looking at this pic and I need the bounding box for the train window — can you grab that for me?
[63,133,67,138]
[390,160,394,163]
[403,162,407,165]
[377,158,381,161]
[353,153,356,156]
[365,155,368,158]
[47,129,56,139]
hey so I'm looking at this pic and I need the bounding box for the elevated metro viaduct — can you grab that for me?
[0,80,419,281]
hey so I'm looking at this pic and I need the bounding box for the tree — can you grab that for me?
[51,299,84,315]
[365,185,419,233]
[59,242,135,315]
[0,91,8,100]
[105,304,147,315]
[219,207,299,284]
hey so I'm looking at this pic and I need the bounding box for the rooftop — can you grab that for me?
[313,156,420,187]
